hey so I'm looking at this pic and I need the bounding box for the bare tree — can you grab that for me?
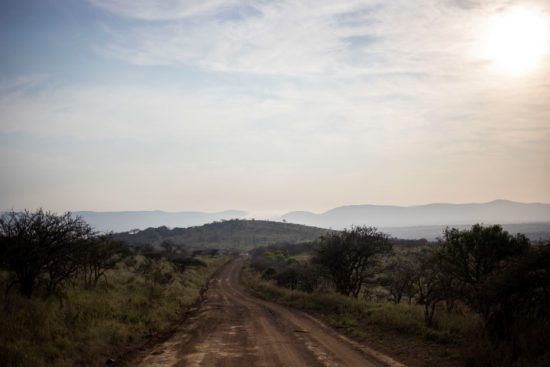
[0,209,94,297]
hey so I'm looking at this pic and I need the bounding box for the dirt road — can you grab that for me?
[134,257,405,367]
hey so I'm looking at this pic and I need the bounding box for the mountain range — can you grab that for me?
[279,200,550,229]
[75,200,550,239]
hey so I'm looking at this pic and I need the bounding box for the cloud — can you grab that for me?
[92,0,550,80]
[91,0,480,77]
[0,74,49,94]
[97,2,360,75]
[88,0,244,20]
[1,0,549,211]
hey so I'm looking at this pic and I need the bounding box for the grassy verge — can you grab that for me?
[0,256,228,367]
[242,265,481,367]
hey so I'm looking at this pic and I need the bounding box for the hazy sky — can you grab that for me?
[1,0,549,214]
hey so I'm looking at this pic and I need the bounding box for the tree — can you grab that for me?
[438,224,530,318]
[313,226,391,297]
[0,209,94,297]
[385,255,418,304]
[480,242,550,359]
[80,236,129,288]
[413,250,447,326]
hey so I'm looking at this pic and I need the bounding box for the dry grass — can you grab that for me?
[0,256,227,367]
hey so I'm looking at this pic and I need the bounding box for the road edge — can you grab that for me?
[111,257,234,366]
[239,260,408,367]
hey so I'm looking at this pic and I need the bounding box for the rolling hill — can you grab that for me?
[76,210,246,232]
[113,219,330,250]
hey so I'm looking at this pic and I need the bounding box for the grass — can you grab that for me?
[0,256,227,367]
[243,265,481,366]
[244,267,478,343]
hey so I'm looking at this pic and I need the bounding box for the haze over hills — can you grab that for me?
[72,200,550,235]
[279,200,550,230]
[76,210,246,232]
[378,222,550,241]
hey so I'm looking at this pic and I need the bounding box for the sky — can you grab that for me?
[0,0,549,215]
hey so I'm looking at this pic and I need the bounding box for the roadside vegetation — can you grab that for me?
[245,225,550,367]
[0,209,226,367]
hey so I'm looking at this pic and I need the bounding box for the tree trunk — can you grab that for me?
[19,278,34,298]
[424,302,437,326]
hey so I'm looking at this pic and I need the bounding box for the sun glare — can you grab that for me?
[483,7,548,74]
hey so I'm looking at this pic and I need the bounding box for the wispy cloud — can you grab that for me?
[0,0,549,211]
[88,0,244,20]
[91,0,495,77]
[0,74,49,94]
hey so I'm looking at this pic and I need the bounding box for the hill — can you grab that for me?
[113,219,330,250]
[380,222,550,241]
[75,210,246,232]
[280,200,550,229]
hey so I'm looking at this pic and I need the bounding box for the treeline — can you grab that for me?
[0,210,214,299]
[0,209,223,367]
[250,225,550,366]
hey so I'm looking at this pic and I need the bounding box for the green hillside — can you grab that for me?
[113,219,330,250]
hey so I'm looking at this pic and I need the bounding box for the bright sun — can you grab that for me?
[483,7,548,74]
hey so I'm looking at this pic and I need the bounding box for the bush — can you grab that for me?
[313,226,391,297]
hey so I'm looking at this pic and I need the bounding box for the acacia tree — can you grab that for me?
[313,226,391,298]
[0,209,94,297]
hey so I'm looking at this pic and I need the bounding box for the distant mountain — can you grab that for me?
[280,200,550,229]
[74,200,550,238]
[75,210,246,232]
[113,219,330,250]
[380,222,550,241]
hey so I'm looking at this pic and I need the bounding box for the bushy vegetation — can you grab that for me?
[247,225,550,367]
[0,209,226,367]
[312,227,391,297]
[245,272,478,342]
